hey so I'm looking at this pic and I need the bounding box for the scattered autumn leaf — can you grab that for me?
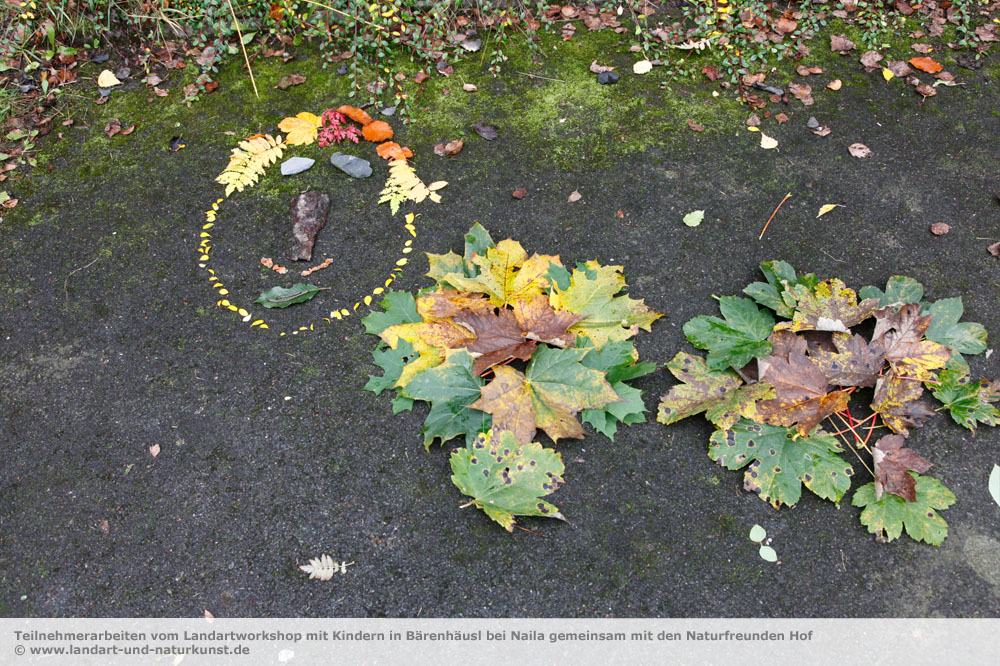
[150,443,160,457]
[860,51,883,71]
[909,57,943,73]
[567,189,582,203]
[796,65,823,76]
[688,120,705,132]
[120,125,135,136]
[817,204,843,218]
[830,35,856,52]
[827,79,842,91]
[337,105,373,126]
[775,112,789,124]
[153,86,168,97]
[930,222,950,235]
[590,61,615,74]
[278,112,322,146]
[915,83,937,97]
[512,187,527,199]
[788,83,814,105]
[97,69,121,87]
[433,139,464,157]
[471,122,498,140]
[849,143,873,158]
[910,43,933,54]
[633,59,653,75]
[760,132,779,150]
[104,118,121,138]
[988,242,1000,257]
[888,61,914,77]
[375,141,413,161]
[882,68,895,82]
[463,83,478,92]
[414,71,429,84]
[872,434,932,502]
[362,120,393,142]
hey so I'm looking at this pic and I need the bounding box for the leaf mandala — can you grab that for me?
[215,133,285,197]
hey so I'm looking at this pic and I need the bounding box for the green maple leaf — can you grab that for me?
[852,473,956,546]
[582,381,647,440]
[401,349,491,448]
[425,250,464,283]
[708,419,854,508]
[922,297,988,356]
[657,352,774,429]
[362,291,421,335]
[550,261,663,348]
[450,429,565,532]
[578,340,656,384]
[683,295,774,372]
[858,275,924,308]
[471,346,620,446]
[365,338,415,395]
[743,261,818,318]
[931,362,1000,431]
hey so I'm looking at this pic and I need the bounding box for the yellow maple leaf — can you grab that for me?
[278,112,321,146]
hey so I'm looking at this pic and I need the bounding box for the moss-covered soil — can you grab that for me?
[1,27,999,617]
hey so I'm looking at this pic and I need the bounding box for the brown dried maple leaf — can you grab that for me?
[871,368,936,436]
[756,348,849,435]
[870,304,950,378]
[809,333,885,388]
[872,434,933,501]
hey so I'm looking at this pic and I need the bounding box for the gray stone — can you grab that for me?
[280,157,315,176]
[329,153,372,179]
[380,106,396,117]
[807,116,819,129]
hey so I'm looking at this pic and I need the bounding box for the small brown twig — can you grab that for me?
[224,0,259,98]
[758,192,792,240]
[516,71,566,83]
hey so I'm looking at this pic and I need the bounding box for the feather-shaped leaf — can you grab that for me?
[215,133,285,197]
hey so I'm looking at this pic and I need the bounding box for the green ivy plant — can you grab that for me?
[657,262,998,546]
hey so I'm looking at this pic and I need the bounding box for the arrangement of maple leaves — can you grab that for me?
[658,262,998,546]
[363,223,662,531]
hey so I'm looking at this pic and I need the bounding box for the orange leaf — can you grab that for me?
[376,141,408,161]
[336,105,373,126]
[362,120,394,142]
[908,56,942,73]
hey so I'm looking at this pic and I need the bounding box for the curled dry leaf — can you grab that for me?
[590,61,615,74]
[104,118,121,138]
[849,142,873,158]
[910,43,933,54]
[988,242,1000,258]
[860,51,883,71]
[153,86,169,97]
[633,59,653,75]
[512,187,527,199]
[414,71,429,84]
[97,69,122,87]
[909,57,943,73]
[930,222,950,236]
[796,65,823,76]
[567,189,582,203]
[915,83,937,97]
[827,79,843,91]
[830,35,856,52]
[146,74,163,86]
[120,125,135,136]
[775,112,788,124]
[788,83,814,105]
[433,139,464,157]
[462,83,478,92]
[888,61,914,77]
[362,120,393,142]
[812,126,832,137]
[688,120,705,132]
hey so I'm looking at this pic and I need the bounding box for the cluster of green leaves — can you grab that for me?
[363,223,661,531]
[658,262,997,546]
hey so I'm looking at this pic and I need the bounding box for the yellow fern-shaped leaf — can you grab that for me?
[377,159,445,215]
[215,133,285,197]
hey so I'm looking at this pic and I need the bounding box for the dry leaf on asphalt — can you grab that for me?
[987,242,1000,257]
[930,223,950,235]
[849,143,873,158]
[104,119,121,137]
[760,133,779,150]
[433,139,464,157]
[827,79,842,90]
[567,190,582,202]
[512,187,527,199]
[817,204,843,218]
[830,35,855,52]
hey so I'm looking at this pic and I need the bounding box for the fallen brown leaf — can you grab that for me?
[275,73,305,90]
[414,71,429,84]
[988,241,1000,257]
[590,61,615,74]
[463,83,478,92]
[567,189,582,203]
[433,139,464,157]
[812,126,832,136]
[910,43,933,54]
[687,120,705,132]
[120,125,136,136]
[788,82,814,105]
[104,118,121,138]
[512,187,527,199]
[930,222,950,235]
[775,112,789,124]
[830,35,856,52]
[849,142,873,158]
[150,443,160,457]
[796,65,823,76]
[860,51,883,71]
[153,86,168,97]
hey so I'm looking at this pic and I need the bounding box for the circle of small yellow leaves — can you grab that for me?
[197,115,421,336]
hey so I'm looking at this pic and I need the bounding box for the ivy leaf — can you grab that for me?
[872,434,933,502]
[743,260,818,318]
[708,420,854,508]
[582,380,647,441]
[683,295,774,372]
[450,428,565,531]
[471,346,620,446]
[852,473,956,546]
[255,283,327,308]
[656,352,774,430]
[808,333,885,388]
[362,290,420,335]
[931,363,1000,431]
[550,261,663,348]
[858,275,924,308]
[775,278,879,333]
[401,349,491,448]
[922,297,988,356]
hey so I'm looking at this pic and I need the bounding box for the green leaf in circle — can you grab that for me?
[255,283,328,308]
[743,260,817,319]
[921,297,988,356]
[852,473,956,546]
[657,352,774,429]
[930,363,1000,431]
[450,428,565,532]
[361,290,420,335]
[365,339,415,396]
[858,275,924,308]
[708,419,854,508]
[402,349,491,448]
[683,296,775,372]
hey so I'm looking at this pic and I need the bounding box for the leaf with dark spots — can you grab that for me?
[743,260,818,319]
[755,348,851,435]
[858,276,924,308]
[809,333,884,388]
[871,368,929,435]
[657,352,774,430]
[921,297,988,356]
[450,428,565,532]
[774,278,879,333]
[708,420,853,508]
[872,435,932,502]
[578,340,656,384]
[853,473,955,546]
[471,122,498,140]
[362,290,421,335]
[931,363,1000,431]
[870,304,950,378]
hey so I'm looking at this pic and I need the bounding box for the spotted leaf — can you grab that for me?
[858,276,924,308]
[931,363,1000,431]
[743,260,819,319]
[657,352,774,430]
[708,419,854,508]
[450,428,565,531]
[852,473,955,546]
[775,278,879,333]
